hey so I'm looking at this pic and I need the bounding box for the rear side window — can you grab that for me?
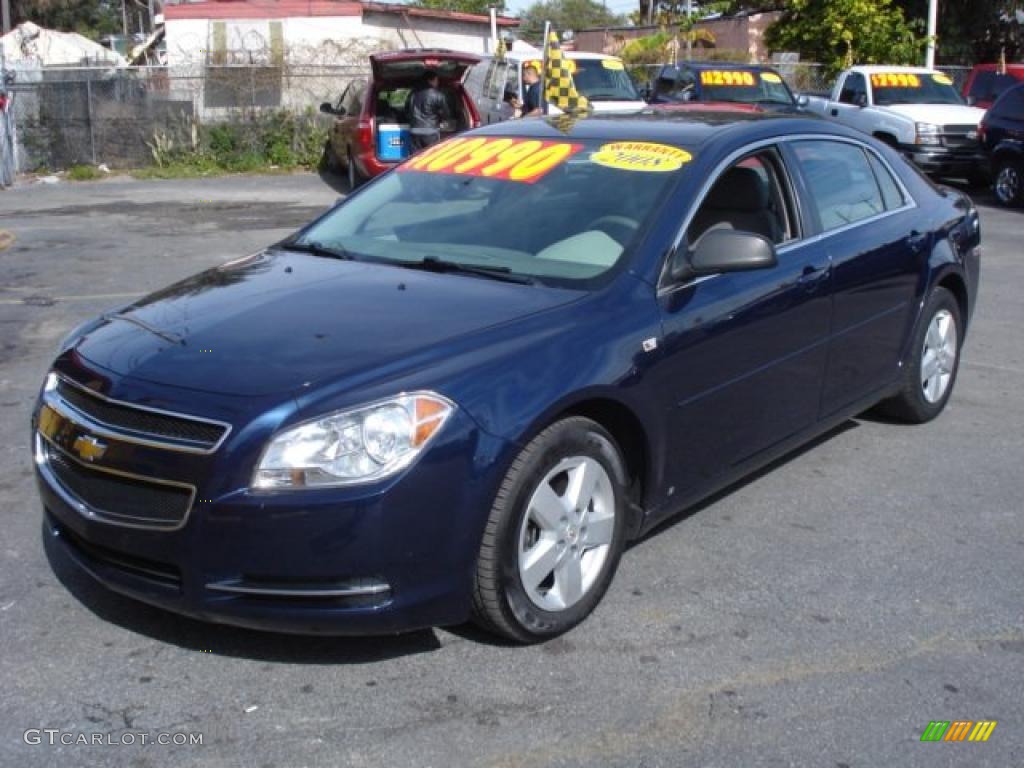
[866,152,906,210]
[464,61,489,99]
[791,140,885,231]
[486,62,507,100]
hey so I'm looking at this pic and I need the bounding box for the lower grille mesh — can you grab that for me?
[46,444,192,528]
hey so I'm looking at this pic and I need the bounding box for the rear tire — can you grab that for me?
[319,140,339,173]
[993,156,1024,207]
[878,286,962,423]
[346,149,364,191]
[471,417,629,643]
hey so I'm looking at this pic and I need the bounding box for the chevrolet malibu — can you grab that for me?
[34,113,980,642]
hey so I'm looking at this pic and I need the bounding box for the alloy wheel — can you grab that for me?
[920,308,957,404]
[995,164,1020,205]
[517,456,616,611]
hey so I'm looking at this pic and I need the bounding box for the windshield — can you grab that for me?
[293,135,689,286]
[698,69,795,105]
[572,60,642,102]
[871,72,964,105]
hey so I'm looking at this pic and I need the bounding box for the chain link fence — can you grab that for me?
[5,63,368,173]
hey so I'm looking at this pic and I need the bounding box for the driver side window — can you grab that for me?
[686,150,797,248]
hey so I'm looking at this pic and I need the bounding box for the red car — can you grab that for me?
[962,62,1024,109]
[320,49,481,188]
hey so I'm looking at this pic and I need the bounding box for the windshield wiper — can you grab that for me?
[398,256,535,285]
[281,240,353,260]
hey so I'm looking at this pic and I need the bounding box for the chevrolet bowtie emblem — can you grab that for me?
[72,435,107,462]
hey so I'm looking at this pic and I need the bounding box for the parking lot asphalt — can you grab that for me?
[0,172,1021,768]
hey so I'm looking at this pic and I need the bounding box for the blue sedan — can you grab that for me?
[33,113,980,642]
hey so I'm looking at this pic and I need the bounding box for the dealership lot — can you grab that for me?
[1,173,1021,767]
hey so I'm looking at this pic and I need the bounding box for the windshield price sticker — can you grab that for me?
[932,73,954,85]
[591,142,692,173]
[760,72,783,83]
[700,70,756,86]
[871,73,922,88]
[400,137,584,183]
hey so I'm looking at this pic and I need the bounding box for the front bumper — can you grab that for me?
[900,144,987,177]
[33,370,511,636]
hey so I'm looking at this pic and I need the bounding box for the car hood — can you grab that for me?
[881,103,986,125]
[72,250,581,397]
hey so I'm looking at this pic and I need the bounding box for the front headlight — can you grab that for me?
[915,122,941,145]
[252,392,454,490]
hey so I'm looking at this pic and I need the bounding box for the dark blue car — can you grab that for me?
[34,113,981,642]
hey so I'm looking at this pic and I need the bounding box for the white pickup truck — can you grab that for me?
[804,65,987,180]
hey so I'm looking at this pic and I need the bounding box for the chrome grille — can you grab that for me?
[55,376,228,452]
[42,439,194,529]
[941,124,979,150]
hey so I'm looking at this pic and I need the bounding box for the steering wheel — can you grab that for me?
[587,215,639,246]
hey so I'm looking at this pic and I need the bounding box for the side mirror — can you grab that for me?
[796,93,809,108]
[320,102,345,116]
[687,229,777,276]
[965,94,977,106]
[854,92,868,108]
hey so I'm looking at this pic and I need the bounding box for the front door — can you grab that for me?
[653,149,833,496]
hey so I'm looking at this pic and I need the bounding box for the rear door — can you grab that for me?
[654,147,832,493]
[369,50,481,84]
[785,138,922,416]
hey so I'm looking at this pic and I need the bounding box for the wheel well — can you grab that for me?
[556,399,649,506]
[873,132,898,147]
[938,274,969,329]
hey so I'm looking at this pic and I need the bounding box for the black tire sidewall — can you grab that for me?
[905,287,962,421]
[495,420,629,639]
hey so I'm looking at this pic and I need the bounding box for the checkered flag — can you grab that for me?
[550,111,584,135]
[543,29,589,114]
[496,36,507,63]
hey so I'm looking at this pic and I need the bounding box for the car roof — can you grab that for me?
[971,63,1024,72]
[469,110,845,149]
[680,61,781,72]
[495,51,622,62]
[848,65,940,74]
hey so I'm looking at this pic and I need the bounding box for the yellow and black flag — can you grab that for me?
[495,36,507,63]
[542,29,589,114]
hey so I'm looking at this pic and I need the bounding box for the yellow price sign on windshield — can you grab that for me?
[400,136,583,183]
[700,70,756,87]
[870,73,922,88]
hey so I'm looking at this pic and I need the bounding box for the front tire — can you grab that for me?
[879,286,962,423]
[471,417,629,643]
[993,156,1024,207]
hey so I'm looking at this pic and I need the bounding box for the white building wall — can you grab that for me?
[357,14,495,55]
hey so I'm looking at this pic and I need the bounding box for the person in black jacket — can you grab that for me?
[408,70,451,151]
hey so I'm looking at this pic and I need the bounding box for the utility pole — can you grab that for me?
[685,0,692,59]
[925,0,938,69]
[2,0,12,35]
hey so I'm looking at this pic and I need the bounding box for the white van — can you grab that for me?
[466,50,646,124]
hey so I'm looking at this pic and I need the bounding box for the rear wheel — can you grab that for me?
[993,156,1024,207]
[319,139,339,173]
[471,417,628,643]
[878,286,962,423]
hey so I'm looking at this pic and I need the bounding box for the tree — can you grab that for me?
[412,0,507,16]
[10,0,122,39]
[518,0,624,41]
[765,0,925,78]
[891,0,1022,63]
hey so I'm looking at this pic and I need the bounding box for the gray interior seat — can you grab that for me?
[688,166,781,244]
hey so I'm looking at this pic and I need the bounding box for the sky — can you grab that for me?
[502,0,638,20]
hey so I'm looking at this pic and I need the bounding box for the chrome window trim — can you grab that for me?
[35,433,196,532]
[50,374,232,455]
[657,133,919,296]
